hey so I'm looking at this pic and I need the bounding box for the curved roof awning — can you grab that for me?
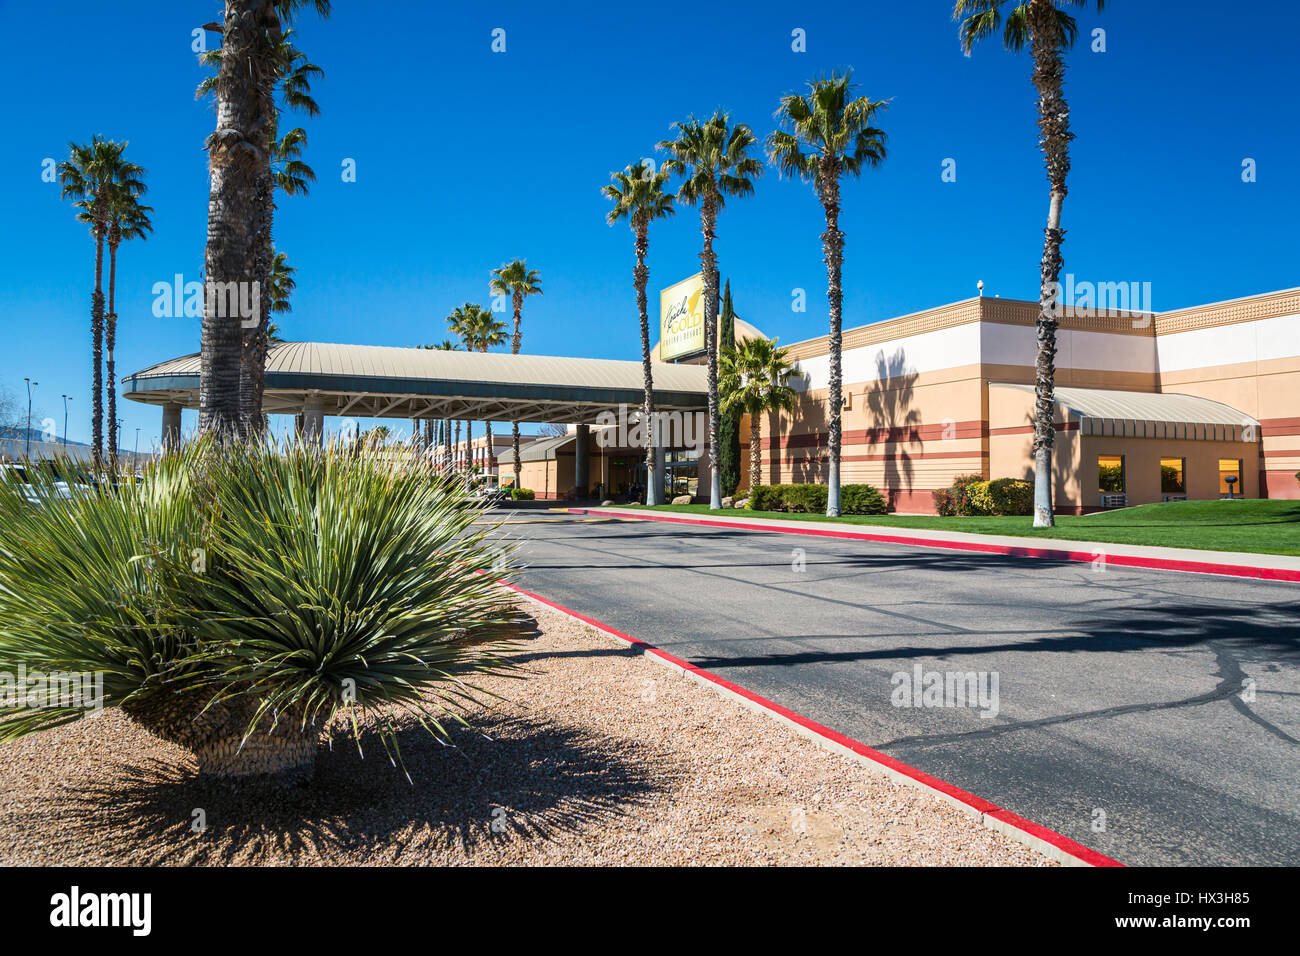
[123,342,708,424]
[992,383,1259,441]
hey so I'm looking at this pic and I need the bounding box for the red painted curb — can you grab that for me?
[498,577,1123,868]
[569,508,1300,583]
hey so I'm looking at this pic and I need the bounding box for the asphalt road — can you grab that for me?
[487,509,1300,866]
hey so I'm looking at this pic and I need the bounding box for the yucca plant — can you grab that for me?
[0,438,523,783]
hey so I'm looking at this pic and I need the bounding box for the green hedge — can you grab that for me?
[510,487,535,500]
[748,483,887,515]
[982,477,1034,516]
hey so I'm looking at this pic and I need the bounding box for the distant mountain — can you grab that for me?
[0,425,91,447]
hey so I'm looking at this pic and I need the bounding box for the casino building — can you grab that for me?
[748,285,1300,513]
[124,281,1300,514]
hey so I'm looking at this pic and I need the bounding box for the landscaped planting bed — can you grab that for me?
[0,599,1052,867]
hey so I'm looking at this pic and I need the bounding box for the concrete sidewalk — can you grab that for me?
[566,507,1300,582]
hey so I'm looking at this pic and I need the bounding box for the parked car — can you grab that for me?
[472,485,509,504]
[0,462,95,505]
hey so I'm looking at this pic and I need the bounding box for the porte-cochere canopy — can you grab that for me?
[124,341,709,424]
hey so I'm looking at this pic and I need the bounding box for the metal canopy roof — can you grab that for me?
[993,383,1259,441]
[497,433,574,463]
[123,342,708,424]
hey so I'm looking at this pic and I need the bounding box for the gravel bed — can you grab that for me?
[0,600,1053,866]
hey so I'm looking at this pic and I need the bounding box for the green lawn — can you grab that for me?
[623,499,1300,557]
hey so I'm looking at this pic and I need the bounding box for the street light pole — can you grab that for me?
[24,378,38,460]
[134,428,140,463]
[61,395,70,448]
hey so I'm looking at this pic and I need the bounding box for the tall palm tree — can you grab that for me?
[200,26,324,434]
[58,137,145,467]
[659,111,763,509]
[768,70,888,517]
[488,260,543,490]
[721,337,799,492]
[603,160,675,504]
[196,0,328,437]
[101,188,153,470]
[955,0,1105,526]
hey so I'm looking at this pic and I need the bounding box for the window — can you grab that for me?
[1219,458,1242,496]
[1098,456,1125,494]
[1160,457,1185,494]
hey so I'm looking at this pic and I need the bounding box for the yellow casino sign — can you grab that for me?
[659,273,707,361]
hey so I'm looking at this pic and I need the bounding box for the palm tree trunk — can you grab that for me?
[750,411,762,493]
[90,224,105,469]
[465,421,473,473]
[106,237,119,471]
[821,167,845,517]
[700,194,721,509]
[454,420,461,471]
[1029,0,1070,527]
[634,218,658,505]
[240,166,274,436]
[511,294,523,489]
[485,420,495,476]
[200,0,279,438]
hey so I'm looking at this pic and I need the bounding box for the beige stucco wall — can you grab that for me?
[674,288,1297,510]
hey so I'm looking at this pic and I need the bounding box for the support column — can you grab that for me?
[301,395,324,447]
[161,403,182,451]
[574,423,590,500]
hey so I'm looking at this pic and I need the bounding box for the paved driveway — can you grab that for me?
[488,510,1300,866]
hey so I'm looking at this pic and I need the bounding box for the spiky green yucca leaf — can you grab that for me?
[0,439,522,764]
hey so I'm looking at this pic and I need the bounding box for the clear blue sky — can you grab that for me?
[1,0,1296,447]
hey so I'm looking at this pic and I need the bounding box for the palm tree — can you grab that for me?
[955,0,1105,526]
[488,260,542,490]
[101,188,153,470]
[58,137,146,467]
[267,249,297,316]
[603,160,675,504]
[768,70,887,518]
[721,337,799,492]
[243,123,318,430]
[196,1,328,437]
[659,111,763,509]
[200,26,324,435]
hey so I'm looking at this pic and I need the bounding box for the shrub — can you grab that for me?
[932,488,957,517]
[510,487,535,501]
[0,438,523,782]
[840,484,888,515]
[749,484,822,513]
[748,484,784,512]
[746,483,885,515]
[983,477,1034,516]
[946,474,985,516]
